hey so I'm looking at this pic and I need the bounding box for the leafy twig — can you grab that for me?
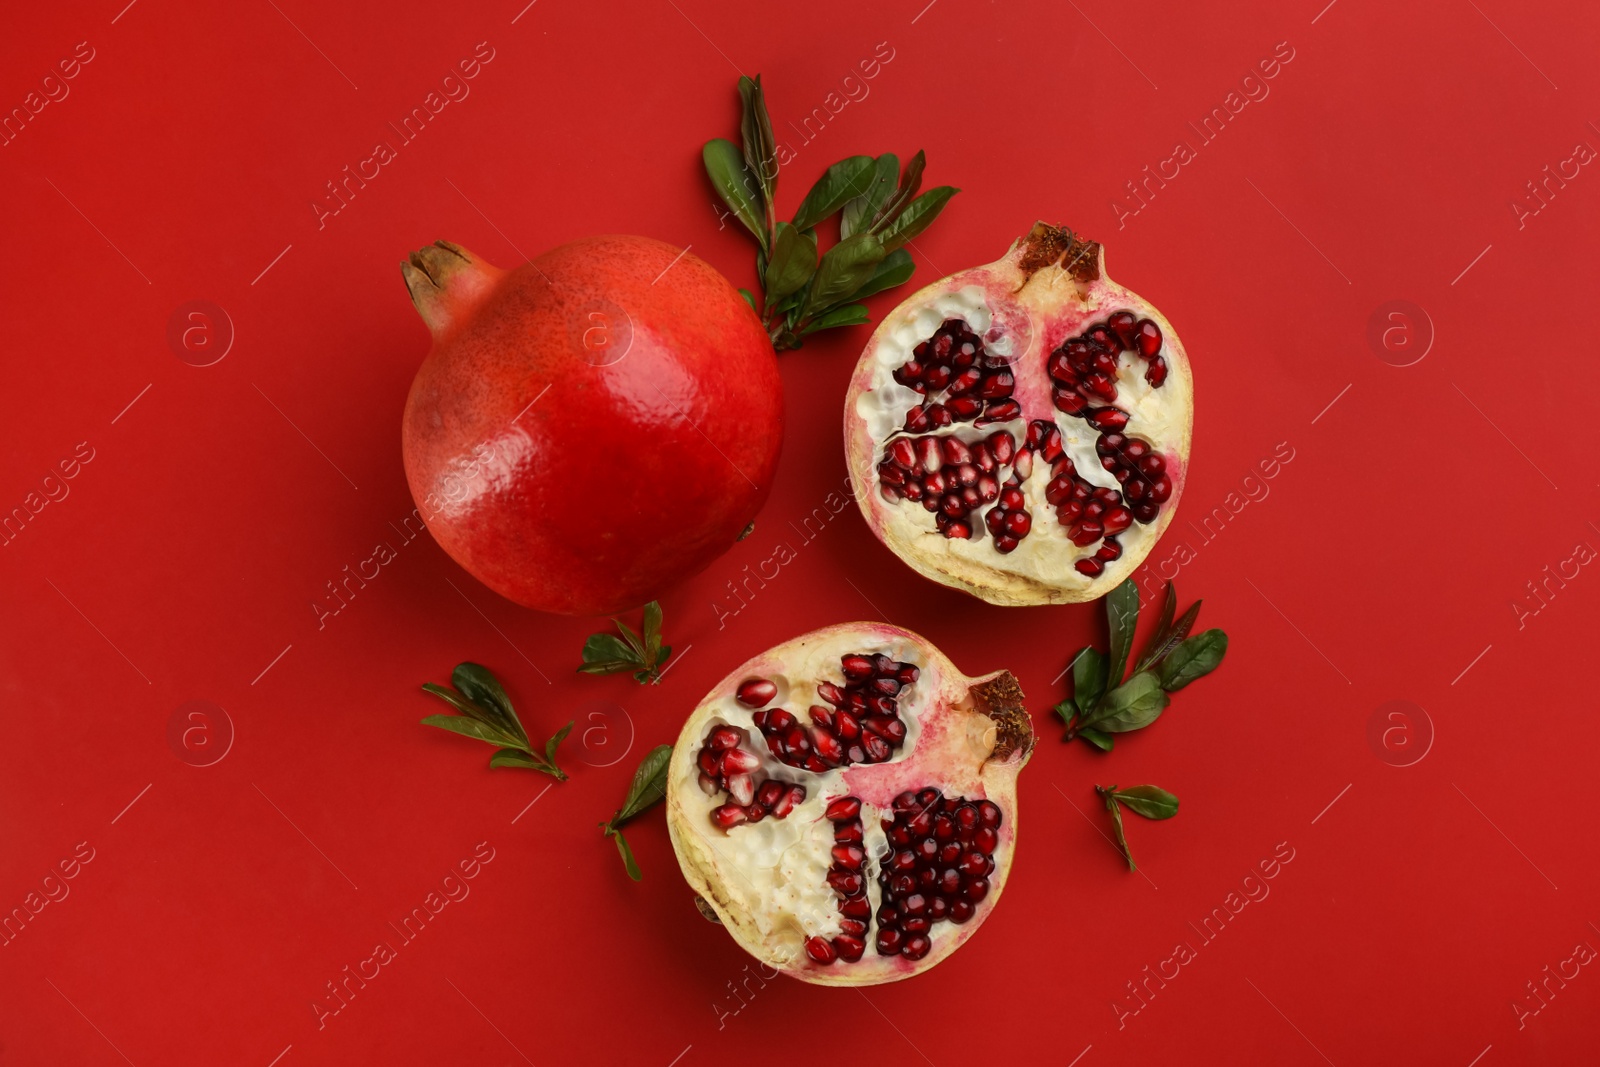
[421,663,572,779]
[1055,580,1228,751]
[1096,784,1180,871]
[704,75,958,352]
[578,601,672,685]
[599,744,673,881]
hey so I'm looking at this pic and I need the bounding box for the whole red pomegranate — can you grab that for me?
[401,237,782,615]
[667,622,1032,985]
[845,223,1194,605]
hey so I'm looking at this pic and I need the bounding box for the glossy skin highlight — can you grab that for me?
[402,236,783,616]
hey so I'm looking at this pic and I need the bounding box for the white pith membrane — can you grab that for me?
[844,223,1195,606]
[666,623,1033,987]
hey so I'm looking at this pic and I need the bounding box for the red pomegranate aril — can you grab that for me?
[755,780,786,809]
[736,679,777,708]
[839,894,871,919]
[1135,318,1162,357]
[1084,373,1117,401]
[924,365,951,391]
[964,877,991,902]
[712,804,748,828]
[1148,474,1173,502]
[928,405,952,428]
[806,936,838,964]
[1088,407,1130,431]
[948,367,983,394]
[1053,388,1089,414]
[1133,501,1160,523]
[902,936,931,961]
[876,929,904,955]
[1096,538,1123,562]
[978,801,1002,826]
[1103,507,1133,534]
[888,439,916,470]
[720,747,760,775]
[980,372,1015,398]
[833,935,865,963]
[1145,356,1168,386]
[939,437,972,466]
[946,396,983,419]
[1108,310,1137,348]
[828,870,864,896]
[827,796,862,821]
[727,773,755,806]
[904,406,930,432]
[949,900,976,923]
[832,844,866,869]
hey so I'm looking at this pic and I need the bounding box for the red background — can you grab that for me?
[2,0,1597,1063]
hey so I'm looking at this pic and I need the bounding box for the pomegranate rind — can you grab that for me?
[401,237,782,616]
[843,223,1194,605]
[666,622,1032,986]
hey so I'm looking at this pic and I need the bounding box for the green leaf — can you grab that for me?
[869,149,925,233]
[613,829,642,881]
[420,714,519,748]
[1100,787,1136,870]
[614,744,673,826]
[798,304,870,336]
[641,602,664,663]
[1159,630,1228,692]
[1052,697,1077,725]
[1087,671,1170,733]
[805,231,886,316]
[1113,785,1180,820]
[451,663,527,743]
[421,683,494,725]
[792,155,876,233]
[1079,726,1114,752]
[841,153,899,239]
[544,720,574,767]
[763,222,818,304]
[1071,647,1108,717]
[578,633,642,675]
[614,620,646,660]
[703,138,767,251]
[488,747,541,770]
[737,76,778,214]
[1105,579,1140,694]
[842,248,915,304]
[1137,599,1202,674]
[878,186,958,254]
[737,288,757,313]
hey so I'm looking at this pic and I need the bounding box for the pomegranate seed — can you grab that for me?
[894,360,924,384]
[987,431,1015,464]
[735,679,776,708]
[876,928,904,955]
[978,801,1002,827]
[816,683,845,708]
[1103,506,1133,534]
[720,748,760,775]
[1087,324,1118,352]
[964,877,991,902]
[1145,356,1168,387]
[1004,511,1031,537]
[1148,474,1173,502]
[805,936,837,964]
[1047,351,1075,381]
[946,396,982,419]
[810,705,835,730]
[980,371,1015,398]
[948,367,982,394]
[1096,538,1123,562]
[1108,310,1137,348]
[711,804,748,829]
[727,773,755,806]
[902,916,932,934]
[1083,373,1117,401]
[977,475,999,502]
[928,404,952,427]
[1135,318,1162,357]
[834,710,862,740]
[993,534,1018,553]
[923,365,951,391]
[1013,450,1033,480]
[832,844,866,869]
[840,895,870,919]
[902,936,931,960]
[1070,521,1104,547]
[940,842,963,865]
[756,780,786,809]
[938,437,970,465]
[827,870,864,896]
[1092,350,1118,375]
[1075,557,1104,577]
[1053,389,1089,414]
[708,725,743,752]
[904,406,931,432]
[826,796,861,821]
[888,438,917,470]
[1088,407,1129,432]
[975,827,999,852]
[812,729,843,764]
[981,398,1021,422]
[950,900,976,923]
[862,734,891,761]
[698,773,717,795]
[928,897,949,920]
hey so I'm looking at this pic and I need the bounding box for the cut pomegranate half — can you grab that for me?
[844,223,1194,604]
[667,623,1032,986]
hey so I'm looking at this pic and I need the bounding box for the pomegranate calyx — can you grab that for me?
[400,240,505,339]
[1015,222,1102,284]
[970,671,1034,763]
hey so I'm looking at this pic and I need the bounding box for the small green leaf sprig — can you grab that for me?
[600,744,672,881]
[577,601,672,685]
[1097,784,1180,871]
[1056,580,1229,751]
[422,663,573,779]
[704,75,958,352]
